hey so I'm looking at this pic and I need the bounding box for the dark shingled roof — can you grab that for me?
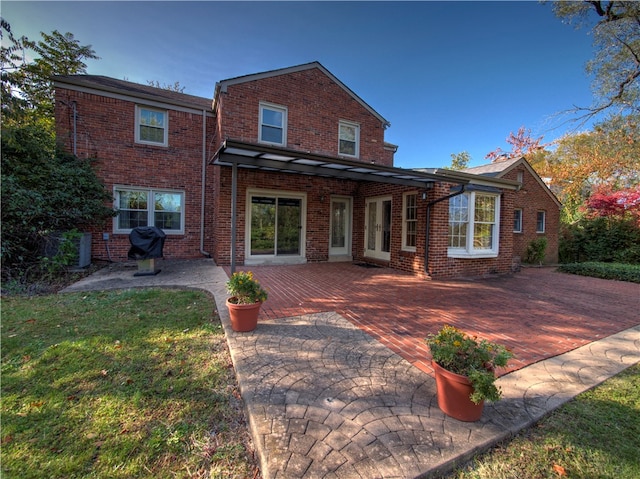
[52,75,212,111]
[463,157,522,177]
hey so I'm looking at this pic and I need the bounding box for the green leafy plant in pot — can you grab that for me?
[225,271,268,332]
[426,325,513,421]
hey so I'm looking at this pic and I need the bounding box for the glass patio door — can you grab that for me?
[250,195,302,258]
[364,196,391,261]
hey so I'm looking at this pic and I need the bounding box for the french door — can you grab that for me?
[364,196,391,261]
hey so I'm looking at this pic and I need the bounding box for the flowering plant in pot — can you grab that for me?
[426,325,513,420]
[226,271,268,304]
[225,271,268,332]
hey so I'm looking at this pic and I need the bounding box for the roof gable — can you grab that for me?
[465,157,561,208]
[213,61,390,128]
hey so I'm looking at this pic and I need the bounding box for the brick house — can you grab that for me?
[464,157,561,265]
[54,61,524,279]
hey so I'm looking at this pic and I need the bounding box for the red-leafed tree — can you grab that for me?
[584,185,640,224]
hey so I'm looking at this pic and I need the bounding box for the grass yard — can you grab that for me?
[448,362,640,479]
[1,289,260,479]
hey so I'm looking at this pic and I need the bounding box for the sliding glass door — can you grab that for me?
[247,191,305,263]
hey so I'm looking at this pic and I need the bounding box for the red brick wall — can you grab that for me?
[213,168,361,265]
[502,166,560,264]
[54,87,216,262]
[215,67,394,166]
[212,171,515,279]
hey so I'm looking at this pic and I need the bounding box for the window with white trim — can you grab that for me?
[402,192,418,251]
[536,211,546,233]
[259,103,287,146]
[448,191,500,257]
[338,120,359,157]
[514,208,523,233]
[135,106,168,146]
[115,187,184,234]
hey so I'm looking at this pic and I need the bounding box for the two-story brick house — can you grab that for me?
[464,157,561,265]
[54,61,522,279]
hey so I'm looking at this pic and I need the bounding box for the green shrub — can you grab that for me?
[558,262,640,283]
[560,216,640,264]
[524,237,548,265]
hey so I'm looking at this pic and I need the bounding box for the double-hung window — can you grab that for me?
[259,102,287,146]
[338,120,359,157]
[402,192,418,251]
[115,187,184,234]
[448,191,500,257]
[513,209,523,233]
[136,106,168,146]
[536,211,546,233]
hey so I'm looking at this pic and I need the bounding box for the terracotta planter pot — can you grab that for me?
[226,297,262,332]
[432,361,484,422]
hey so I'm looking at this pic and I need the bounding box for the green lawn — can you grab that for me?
[1,289,259,478]
[448,362,640,479]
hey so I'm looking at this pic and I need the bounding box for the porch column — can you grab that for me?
[230,162,237,274]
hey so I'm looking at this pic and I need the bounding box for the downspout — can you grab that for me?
[424,185,466,276]
[200,109,211,258]
[72,101,77,156]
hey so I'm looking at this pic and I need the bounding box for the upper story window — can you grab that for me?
[448,191,500,258]
[136,106,168,146]
[114,186,184,234]
[514,208,523,233]
[259,102,287,146]
[339,120,359,157]
[536,211,546,233]
[402,192,418,251]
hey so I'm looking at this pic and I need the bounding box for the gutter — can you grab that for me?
[424,185,467,276]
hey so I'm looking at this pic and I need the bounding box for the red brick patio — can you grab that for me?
[225,263,640,376]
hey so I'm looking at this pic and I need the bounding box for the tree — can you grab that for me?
[584,185,640,224]
[552,1,640,120]
[485,126,548,162]
[447,151,471,170]
[147,80,185,93]
[537,114,640,221]
[1,21,113,284]
[1,19,99,122]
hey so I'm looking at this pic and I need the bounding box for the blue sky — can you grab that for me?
[3,1,597,168]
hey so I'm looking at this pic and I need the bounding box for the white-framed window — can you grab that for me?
[259,102,287,146]
[514,208,523,233]
[338,120,359,157]
[402,192,418,251]
[448,191,500,258]
[135,106,168,146]
[536,211,546,233]
[114,187,184,234]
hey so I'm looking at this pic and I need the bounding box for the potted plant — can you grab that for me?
[225,271,268,332]
[426,325,513,421]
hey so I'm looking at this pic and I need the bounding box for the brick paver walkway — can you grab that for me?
[227,264,640,375]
